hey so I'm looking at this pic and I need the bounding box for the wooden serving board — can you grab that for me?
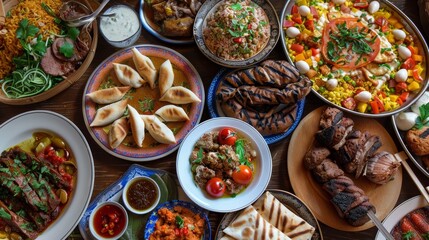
[287,106,403,232]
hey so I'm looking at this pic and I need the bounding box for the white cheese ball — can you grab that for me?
[326,79,338,90]
[295,61,310,74]
[392,29,406,40]
[395,112,419,131]
[286,27,300,38]
[398,45,412,59]
[298,5,311,17]
[354,91,372,103]
[331,0,346,4]
[368,1,380,14]
[395,69,408,82]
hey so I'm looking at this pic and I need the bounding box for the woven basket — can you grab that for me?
[0,0,98,105]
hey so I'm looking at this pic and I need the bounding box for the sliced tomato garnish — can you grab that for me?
[353,0,369,9]
[321,18,381,70]
[291,5,299,14]
[374,17,389,32]
[291,13,302,24]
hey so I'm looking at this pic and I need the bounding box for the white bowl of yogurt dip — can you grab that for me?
[99,4,141,48]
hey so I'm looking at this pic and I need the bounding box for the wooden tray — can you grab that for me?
[0,0,98,105]
[287,106,403,232]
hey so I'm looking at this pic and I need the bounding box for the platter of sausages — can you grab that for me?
[288,106,402,231]
[375,195,429,240]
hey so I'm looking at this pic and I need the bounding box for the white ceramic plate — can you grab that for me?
[375,195,427,240]
[0,111,94,240]
[176,117,272,213]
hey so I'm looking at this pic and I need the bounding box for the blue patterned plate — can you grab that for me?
[78,164,178,239]
[144,200,211,240]
[207,68,305,144]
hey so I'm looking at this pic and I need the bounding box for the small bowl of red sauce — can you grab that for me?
[89,201,128,239]
[122,176,161,215]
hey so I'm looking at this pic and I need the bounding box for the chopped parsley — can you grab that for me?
[415,103,429,129]
[175,215,184,228]
[0,208,11,221]
[138,97,155,113]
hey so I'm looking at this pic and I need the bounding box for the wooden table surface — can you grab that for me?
[1,0,429,239]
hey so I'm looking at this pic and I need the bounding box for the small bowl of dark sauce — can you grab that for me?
[89,201,128,240]
[122,176,161,215]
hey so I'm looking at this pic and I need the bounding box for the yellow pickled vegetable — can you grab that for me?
[357,102,368,113]
[408,81,420,91]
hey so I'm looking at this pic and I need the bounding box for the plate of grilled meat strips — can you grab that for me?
[288,106,402,231]
[208,60,311,144]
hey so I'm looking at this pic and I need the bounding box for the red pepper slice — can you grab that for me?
[311,48,320,56]
[374,17,389,32]
[292,13,302,24]
[291,5,299,14]
[353,0,369,9]
[304,19,315,31]
[291,44,304,53]
[413,69,423,81]
[374,96,385,112]
[370,101,379,114]
[399,92,409,102]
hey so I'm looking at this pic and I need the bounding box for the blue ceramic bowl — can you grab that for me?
[144,200,211,240]
[207,68,305,144]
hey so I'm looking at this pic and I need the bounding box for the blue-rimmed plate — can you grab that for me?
[138,0,194,44]
[78,164,178,239]
[144,200,211,240]
[82,44,204,161]
[207,68,305,144]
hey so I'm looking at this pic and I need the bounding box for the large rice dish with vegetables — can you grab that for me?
[204,0,270,61]
[283,0,426,115]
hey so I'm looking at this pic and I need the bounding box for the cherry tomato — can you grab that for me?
[232,165,253,185]
[218,128,237,146]
[205,178,225,198]
[341,97,357,110]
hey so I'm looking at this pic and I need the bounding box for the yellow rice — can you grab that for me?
[0,0,62,79]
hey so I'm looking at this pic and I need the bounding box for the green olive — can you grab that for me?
[56,189,68,204]
[10,233,23,240]
[51,137,66,149]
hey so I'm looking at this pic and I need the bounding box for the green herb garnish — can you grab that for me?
[402,231,414,240]
[138,97,155,112]
[235,139,250,166]
[0,208,11,221]
[415,103,429,129]
[176,215,184,228]
[193,147,204,164]
[59,41,74,58]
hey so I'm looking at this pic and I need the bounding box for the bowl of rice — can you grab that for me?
[193,0,279,68]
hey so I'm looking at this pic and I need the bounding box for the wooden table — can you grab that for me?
[1,0,428,239]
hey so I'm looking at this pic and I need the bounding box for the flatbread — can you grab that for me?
[223,205,291,240]
[253,192,315,240]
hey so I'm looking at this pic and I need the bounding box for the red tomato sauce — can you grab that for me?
[93,204,127,238]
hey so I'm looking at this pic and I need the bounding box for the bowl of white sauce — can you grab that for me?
[99,4,141,48]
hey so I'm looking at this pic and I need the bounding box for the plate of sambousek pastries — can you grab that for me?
[83,44,204,161]
[216,190,323,240]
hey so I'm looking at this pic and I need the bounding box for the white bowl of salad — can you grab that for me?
[176,117,272,213]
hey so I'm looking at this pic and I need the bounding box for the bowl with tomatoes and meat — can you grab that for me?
[176,117,272,213]
[281,0,429,117]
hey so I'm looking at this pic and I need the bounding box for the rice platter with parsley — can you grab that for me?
[283,0,427,115]
[203,0,270,61]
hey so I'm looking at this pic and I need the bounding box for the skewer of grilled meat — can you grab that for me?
[304,147,375,226]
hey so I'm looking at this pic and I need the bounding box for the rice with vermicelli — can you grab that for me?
[0,0,62,79]
[203,0,270,60]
